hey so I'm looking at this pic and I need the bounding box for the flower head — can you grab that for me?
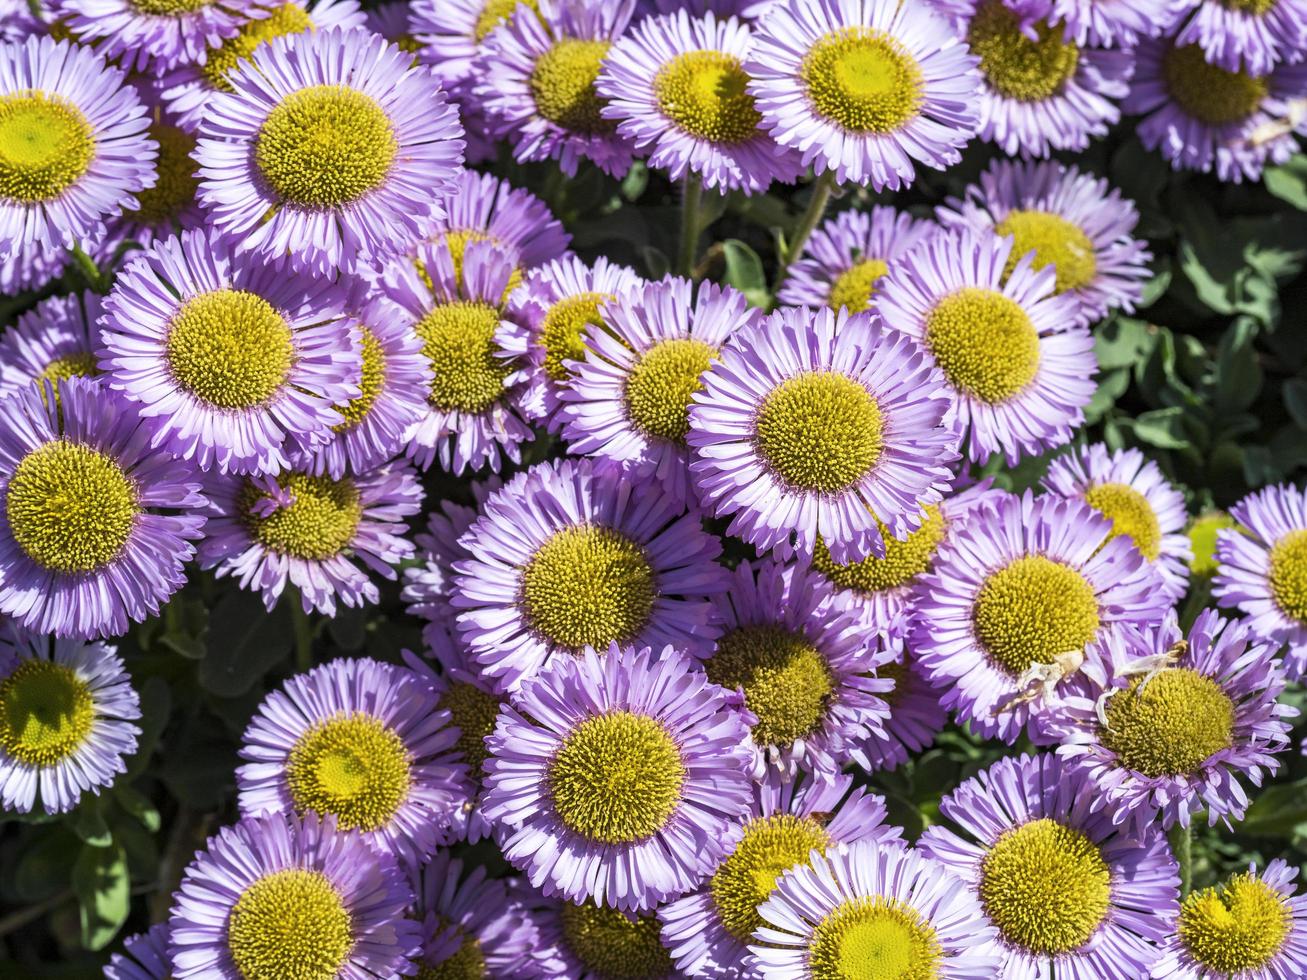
[54,0,267,73]
[108,120,204,247]
[1015,0,1173,47]
[0,290,101,399]
[410,0,541,91]
[1169,0,1307,75]
[846,640,951,773]
[105,924,171,980]
[531,893,679,979]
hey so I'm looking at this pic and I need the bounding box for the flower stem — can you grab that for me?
[70,243,105,293]
[773,169,837,293]
[1168,823,1192,897]
[291,599,313,674]
[677,176,704,277]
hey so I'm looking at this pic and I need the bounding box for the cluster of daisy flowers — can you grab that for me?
[0,0,1302,977]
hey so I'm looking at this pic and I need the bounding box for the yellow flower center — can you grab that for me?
[801,28,924,134]
[1081,482,1162,561]
[332,327,386,431]
[925,287,1040,404]
[972,556,1100,676]
[711,813,831,942]
[547,710,685,844]
[437,680,501,777]
[706,626,834,750]
[417,934,486,980]
[623,337,717,444]
[0,92,95,204]
[131,0,210,14]
[1268,528,1307,624]
[969,0,1080,102]
[0,660,94,767]
[808,897,943,980]
[284,712,411,832]
[559,902,675,979]
[812,507,947,595]
[1187,511,1234,578]
[422,230,521,302]
[1221,0,1277,11]
[828,258,890,313]
[6,441,138,574]
[124,123,199,226]
[1100,668,1235,778]
[654,50,762,144]
[1162,43,1268,125]
[980,818,1111,955]
[416,301,511,414]
[474,0,539,40]
[540,292,613,383]
[34,354,99,407]
[995,211,1097,295]
[530,39,615,135]
[754,371,884,494]
[201,3,314,92]
[240,473,363,561]
[227,869,354,980]
[1179,872,1291,973]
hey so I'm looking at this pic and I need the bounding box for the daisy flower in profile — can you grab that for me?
[53,0,265,73]
[915,490,1169,743]
[560,276,759,502]
[194,26,464,276]
[661,772,901,977]
[919,753,1178,980]
[105,924,171,980]
[597,10,802,193]
[453,457,726,693]
[1045,609,1294,833]
[744,0,980,188]
[478,0,637,176]
[937,159,1152,327]
[1152,859,1307,980]
[99,227,360,475]
[688,304,958,564]
[846,641,951,773]
[501,254,645,425]
[0,290,101,398]
[0,36,156,259]
[0,627,140,814]
[1125,36,1307,182]
[1016,0,1172,47]
[877,230,1094,466]
[1215,483,1307,678]
[482,644,755,911]
[0,378,207,639]
[410,0,541,90]
[777,205,937,313]
[198,458,422,616]
[1168,0,1307,75]
[108,121,203,247]
[750,839,999,979]
[704,560,893,779]
[371,237,532,474]
[1043,443,1191,601]
[168,811,420,980]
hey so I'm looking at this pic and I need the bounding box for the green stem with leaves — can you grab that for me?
[677,176,704,278]
[773,170,837,293]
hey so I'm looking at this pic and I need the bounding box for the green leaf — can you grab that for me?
[1238,779,1307,837]
[1131,407,1189,449]
[1085,368,1130,424]
[125,676,171,779]
[113,785,160,833]
[1264,155,1307,211]
[1214,318,1262,413]
[721,239,769,308]
[71,797,112,847]
[639,245,669,280]
[1094,317,1154,371]
[12,827,79,902]
[72,841,129,951]
[326,605,366,652]
[198,590,293,697]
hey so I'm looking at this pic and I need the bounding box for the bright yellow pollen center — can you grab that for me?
[829,258,890,313]
[706,626,834,749]
[332,328,386,431]
[438,680,501,777]
[0,92,95,204]
[755,371,884,494]
[972,556,1100,676]
[1100,668,1235,777]
[1222,0,1277,11]
[474,0,538,40]
[548,710,685,844]
[227,869,354,980]
[131,0,209,14]
[711,814,831,942]
[417,933,486,980]
[540,292,613,382]
[1268,529,1307,624]
[1082,482,1162,561]
[1188,512,1234,578]
[559,902,675,980]
[6,441,138,574]
[969,0,1080,102]
[1179,872,1291,973]
[808,897,943,980]
[0,660,94,768]
[284,712,411,832]
[925,287,1040,404]
[996,211,1097,294]
[980,818,1111,956]
[654,50,762,144]
[416,301,510,414]
[801,28,924,134]
[624,338,716,444]
[201,3,313,92]
[1163,44,1268,125]
[812,507,947,595]
[35,354,99,405]
[165,289,294,410]
[240,473,363,561]
[127,123,199,226]
[530,39,614,135]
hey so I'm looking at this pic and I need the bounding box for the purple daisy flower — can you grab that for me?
[920,753,1178,980]
[528,890,679,980]
[0,35,156,259]
[877,229,1094,466]
[744,0,980,188]
[410,0,541,92]
[370,237,533,474]
[99,227,360,475]
[476,0,637,176]
[0,625,139,814]
[1169,0,1307,75]
[106,119,204,248]
[0,378,206,639]
[749,838,1000,978]
[687,304,959,564]
[194,26,464,277]
[105,924,171,980]
[1214,483,1307,678]
[1125,35,1307,183]
[453,456,727,693]
[1152,859,1307,979]
[914,490,1170,743]
[499,253,646,426]
[51,0,266,73]
[1044,609,1295,833]
[597,10,803,193]
[1015,0,1173,47]
[661,771,902,977]
[482,643,755,911]
[0,290,101,398]
[1042,443,1192,602]
[776,205,938,313]
[0,0,40,41]
[236,657,467,868]
[0,240,72,296]
[198,458,421,616]
[169,810,421,980]
[704,559,894,779]
[560,276,759,503]
[846,638,951,773]
[937,159,1152,328]
[430,168,572,278]
[364,0,417,49]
